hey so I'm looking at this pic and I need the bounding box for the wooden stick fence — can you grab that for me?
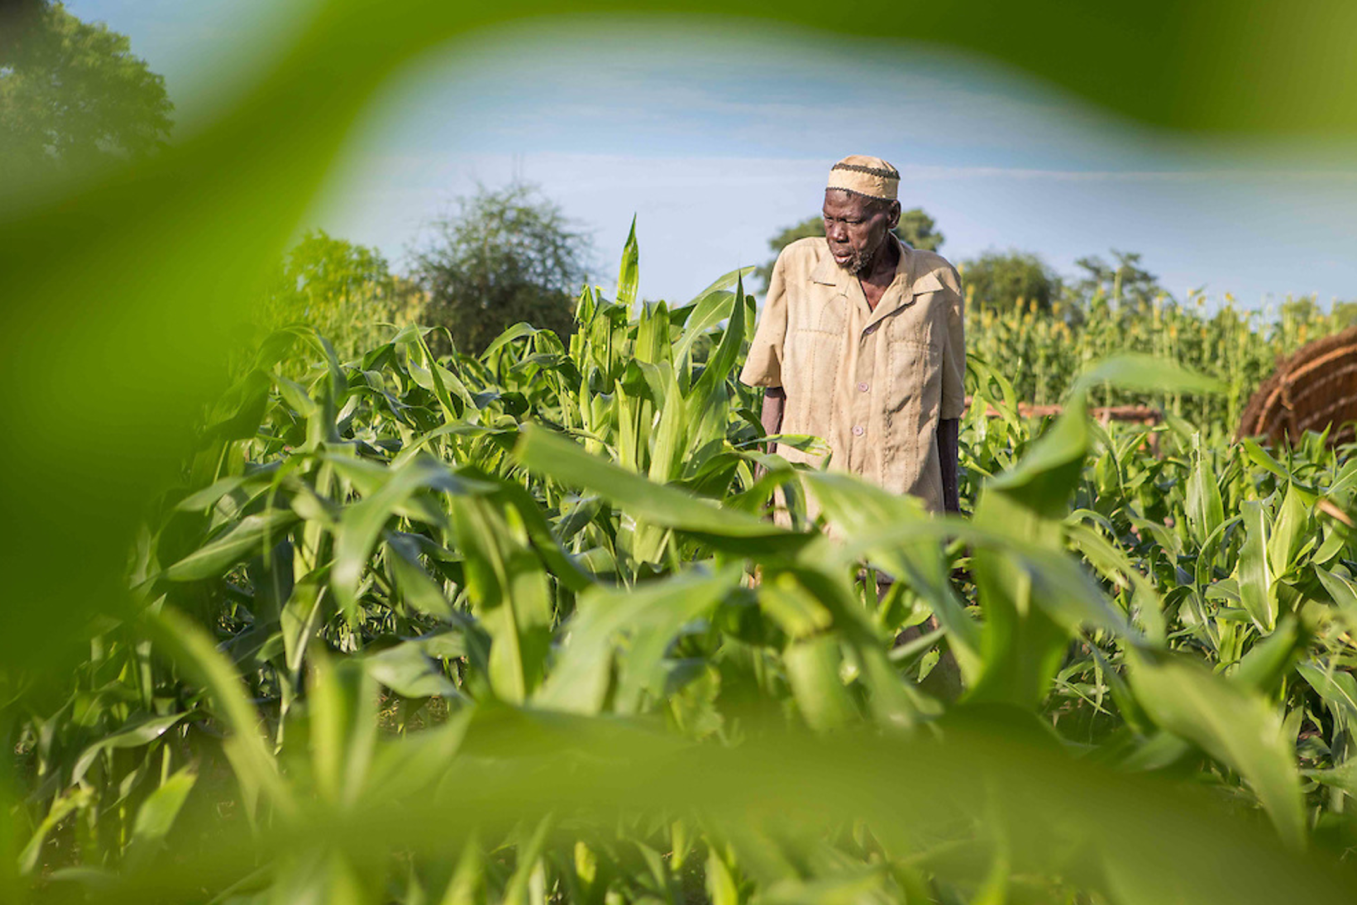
[968,398,1161,427]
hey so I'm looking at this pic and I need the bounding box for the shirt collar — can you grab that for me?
[810,245,849,290]
[809,236,945,308]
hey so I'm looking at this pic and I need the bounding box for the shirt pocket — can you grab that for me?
[811,293,848,334]
[885,292,945,410]
[886,293,939,346]
[786,327,843,428]
[785,293,847,427]
[883,336,940,417]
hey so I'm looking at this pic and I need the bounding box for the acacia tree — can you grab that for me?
[0,1,173,176]
[755,207,944,291]
[408,182,592,354]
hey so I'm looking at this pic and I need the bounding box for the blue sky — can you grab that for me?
[71,1,1357,308]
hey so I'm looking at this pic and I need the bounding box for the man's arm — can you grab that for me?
[742,249,789,483]
[761,387,786,453]
[937,418,960,514]
[752,387,786,485]
[937,264,966,515]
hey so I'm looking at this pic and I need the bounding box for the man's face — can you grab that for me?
[822,189,900,275]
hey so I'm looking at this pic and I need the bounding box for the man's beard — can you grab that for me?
[834,241,881,276]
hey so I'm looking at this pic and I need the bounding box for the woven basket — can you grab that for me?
[1238,325,1357,447]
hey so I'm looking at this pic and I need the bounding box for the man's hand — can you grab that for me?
[937,418,961,514]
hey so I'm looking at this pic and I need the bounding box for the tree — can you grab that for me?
[1333,300,1357,328]
[408,182,592,355]
[754,216,823,291]
[1072,249,1166,309]
[897,207,945,253]
[258,230,419,360]
[0,2,173,177]
[754,207,945,291]
[1279,295,1323,325]
[959,249,1061,313]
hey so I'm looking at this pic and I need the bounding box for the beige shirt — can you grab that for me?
[740,235,966,515]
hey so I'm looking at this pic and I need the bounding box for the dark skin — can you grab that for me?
[822,188,901,307]
[760,189,961,514]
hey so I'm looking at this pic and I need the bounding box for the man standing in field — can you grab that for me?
[741,155,966,521]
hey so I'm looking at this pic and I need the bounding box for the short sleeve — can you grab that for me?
[739,251,789,388]
[940,268,966,419]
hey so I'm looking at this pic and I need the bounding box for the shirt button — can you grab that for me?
[852,425,865,437]
[857,382,869,392]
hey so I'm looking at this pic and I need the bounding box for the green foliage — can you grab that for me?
[0,1,172,177]
[255,229,419,362]
[6,1,1357,902]
[753,215,822,290]
[1332,300,1357,327]
[897,205,945,252]
[408,181,592,355]
[11,231,1357,903]
[967,281,1350,418]
[754,207,944,290]
[959,247,1061,312]
[1072,249,1166,310]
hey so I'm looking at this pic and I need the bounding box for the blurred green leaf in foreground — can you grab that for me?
[4,1,1357,903]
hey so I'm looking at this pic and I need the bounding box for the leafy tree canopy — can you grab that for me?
[755,207,945,291]
[959,249,1062,313]
[258,230,418,360]
[408,181,592,355]
[1072,249,1167,309]
[0,1,173,177]
[753,217,822,291]
[897,207,945,253]
[1332,300,1357,328]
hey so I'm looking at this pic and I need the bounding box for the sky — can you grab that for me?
[70,1,1357,309]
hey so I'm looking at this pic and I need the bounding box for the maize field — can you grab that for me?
[965,292,1353,431]
[6,1,1357,903]
[9,221,1357,903]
